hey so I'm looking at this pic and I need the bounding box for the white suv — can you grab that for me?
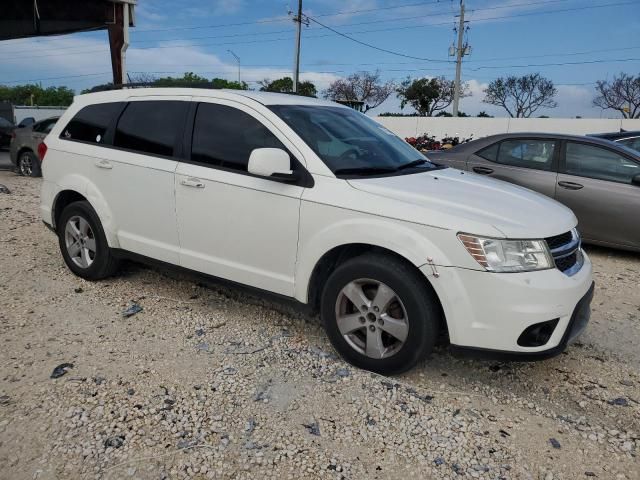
[40,88,594,374]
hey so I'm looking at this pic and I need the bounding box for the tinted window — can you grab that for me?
[496,139,555,171]
[62,102,123,144]
[0,117,13,127]
[114,101,187,157]
[191,103,285,172]
[477,142,499,161]
[565,142,640,184]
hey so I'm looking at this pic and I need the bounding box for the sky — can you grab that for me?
[0,0,638,118]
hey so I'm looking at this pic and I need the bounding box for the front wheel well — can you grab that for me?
[53,190,87,230]
[307,244,446,335]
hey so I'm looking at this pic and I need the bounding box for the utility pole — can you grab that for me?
[292,0,303,93]
[227,50,241,83]
[452,0,470,117]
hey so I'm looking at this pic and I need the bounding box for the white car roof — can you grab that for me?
[73,88,344,108]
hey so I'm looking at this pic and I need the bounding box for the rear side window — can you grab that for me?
[477,142,499,161]
[496,139,555,171]
[61,102,123,144]
[114,101,188,157]
[191,103,286,172]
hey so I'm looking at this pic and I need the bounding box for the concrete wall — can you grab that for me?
[14,106,67,123]
[374,117,640,139]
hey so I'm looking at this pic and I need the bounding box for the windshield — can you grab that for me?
[269,105,440,176]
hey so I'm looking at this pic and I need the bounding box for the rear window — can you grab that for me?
[114,101,188,157]
[61,102,124,144]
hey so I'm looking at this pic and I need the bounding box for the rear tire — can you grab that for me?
[58,201,119,280]
[321,252,440,375]
[18,151,41,177]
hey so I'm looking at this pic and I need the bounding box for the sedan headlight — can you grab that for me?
[458,233,554,272]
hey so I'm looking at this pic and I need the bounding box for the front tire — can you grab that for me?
[18,151,41,177]
[58,201,119,280]
[321,253,440,375]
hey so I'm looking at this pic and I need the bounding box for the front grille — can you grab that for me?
[555,251,577,272]
[545,230,583,276]
[545,231,573,250]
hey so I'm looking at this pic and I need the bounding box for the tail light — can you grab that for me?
[10,131,16,139]
[37,142,48,161]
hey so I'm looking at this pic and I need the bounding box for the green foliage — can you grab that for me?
[0,84,74,106]
[81,72,249,94]
[396,77,467,117]
[259,77,317,97]
[476,111,493,118]
[435,110,469,117]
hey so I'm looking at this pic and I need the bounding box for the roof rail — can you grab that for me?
[84,82,225,93]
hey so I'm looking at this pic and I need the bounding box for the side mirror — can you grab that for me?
[248,148,298,181]
[632,174,640,186]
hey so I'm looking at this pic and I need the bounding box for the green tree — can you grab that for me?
[396,77,467,116]
[82,72,249,94]
[259,77,317,97]
[0,84,74,106]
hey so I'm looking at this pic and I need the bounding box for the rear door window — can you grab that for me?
[496,139,556,171]
[61,102,124,144]
[191,103,286,172]
[564,142,640,184]
[114,101,188,157]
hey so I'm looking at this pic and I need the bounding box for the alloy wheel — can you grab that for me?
[19,153,33,176]
[64,216,97,268]
[334,278,409,359]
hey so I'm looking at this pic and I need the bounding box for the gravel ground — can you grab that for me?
[0,172,638,480]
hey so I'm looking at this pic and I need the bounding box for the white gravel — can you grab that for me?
[0,173,638,480]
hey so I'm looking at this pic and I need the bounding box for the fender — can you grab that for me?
[293,211,455,303]
[52,174,120,248]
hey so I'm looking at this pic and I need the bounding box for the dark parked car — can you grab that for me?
[0,116,15,148]
[590,130,640,153]
[9,116,59,177]
[429,133,640,252]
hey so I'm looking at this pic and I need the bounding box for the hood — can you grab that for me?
[347,168,577,239]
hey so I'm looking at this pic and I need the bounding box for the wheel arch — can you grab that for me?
[302,242,447,338]
[51,183,119,248]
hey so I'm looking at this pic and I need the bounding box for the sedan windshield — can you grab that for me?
[269,105,440,176]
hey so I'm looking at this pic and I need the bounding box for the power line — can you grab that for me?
[306,15,451,63]
[467,57,640,71]
[0,1,636,62]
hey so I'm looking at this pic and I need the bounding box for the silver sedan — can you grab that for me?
[9,116,59,177]
[429,133,640,252]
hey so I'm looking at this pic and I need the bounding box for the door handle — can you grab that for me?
[472,166,494,175]
[558,181,584,190]
[95,160,112,170]
[180,178,205,189]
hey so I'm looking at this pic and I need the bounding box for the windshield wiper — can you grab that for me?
[334,167,397,176]
[395,159,432,171]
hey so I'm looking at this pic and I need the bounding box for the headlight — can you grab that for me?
[458,233,554,272]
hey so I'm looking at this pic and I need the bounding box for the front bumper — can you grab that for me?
[450,281,594,361]
[422,250,593,357]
